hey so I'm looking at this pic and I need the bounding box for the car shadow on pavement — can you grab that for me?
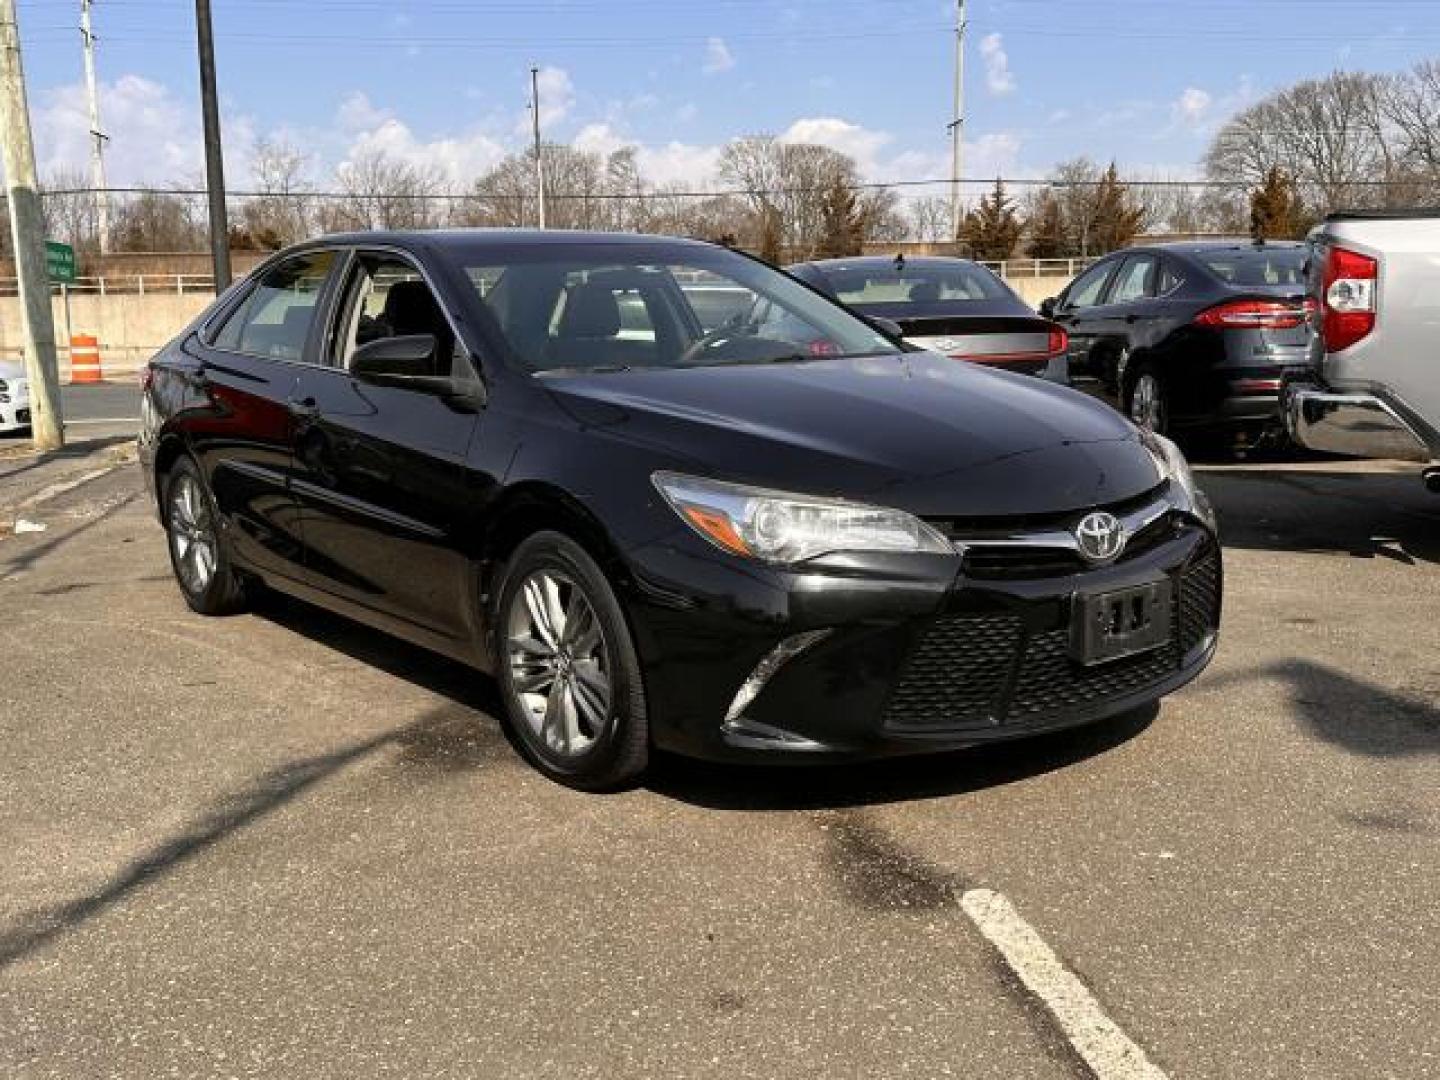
[1196,466,1440,566]
[646,704,1158,812]
[0,702,507,972]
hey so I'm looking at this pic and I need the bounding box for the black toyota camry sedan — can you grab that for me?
[139,230,1221,789]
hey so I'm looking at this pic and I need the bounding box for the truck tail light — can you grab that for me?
[1047,326,1068,357]
[1321,245,1377,353]
[1193,298,1310,330]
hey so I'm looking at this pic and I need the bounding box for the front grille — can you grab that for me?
[882,615,1021,732]
[883,541,1221,733]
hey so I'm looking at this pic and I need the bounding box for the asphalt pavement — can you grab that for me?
[0,451,1437,1078]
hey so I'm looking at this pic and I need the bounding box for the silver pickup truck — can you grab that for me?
[1284,210,1440,491]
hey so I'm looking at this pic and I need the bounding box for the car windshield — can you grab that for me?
[453,243,900,374]
[1198,248,1307,287]
[819,260,1011,304]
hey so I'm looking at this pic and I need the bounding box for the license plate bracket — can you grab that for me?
[1071,578,1173,665]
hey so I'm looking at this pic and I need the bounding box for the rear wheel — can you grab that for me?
[163,456,249,615]
[1126,364,1169,435]
[495,531,648,790]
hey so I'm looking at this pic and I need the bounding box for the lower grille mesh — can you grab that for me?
[883,543,1221,733]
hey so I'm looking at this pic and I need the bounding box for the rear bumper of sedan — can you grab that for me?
[622,503,1220,763]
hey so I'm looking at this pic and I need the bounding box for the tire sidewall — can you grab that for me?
[494,532,647,789]
[163,457,237,613]
[1127,365,1168,435]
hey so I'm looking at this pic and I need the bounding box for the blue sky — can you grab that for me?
[15,0,1440,200]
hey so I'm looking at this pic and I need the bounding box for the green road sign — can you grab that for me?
[45,241,76,284]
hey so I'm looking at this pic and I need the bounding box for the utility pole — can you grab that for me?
[80,0,109,253]
[194,0,229,290]
[0,0,63,450]
[947,0,966,242]
[530,66,546,230]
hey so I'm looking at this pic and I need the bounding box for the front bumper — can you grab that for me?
[1283,383,1432,461]
[624,507,1220,762]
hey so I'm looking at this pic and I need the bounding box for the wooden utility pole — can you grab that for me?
[194,0,230,290]
[0,0,64,450]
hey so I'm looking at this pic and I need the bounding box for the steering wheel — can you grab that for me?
[676,319,757,366]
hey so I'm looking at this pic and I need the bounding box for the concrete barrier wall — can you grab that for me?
[0,273,1078,378]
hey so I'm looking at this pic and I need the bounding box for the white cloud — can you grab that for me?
[979,33,1015,96]
[1171,86,1212,128]
[637,141,723,187]
[341,112,507,186]
[780,117,893,175]
[337,91,391,133]
[703,36,735,75]
[675,103,699,123]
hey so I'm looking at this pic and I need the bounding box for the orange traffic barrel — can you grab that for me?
[69,334,102,383]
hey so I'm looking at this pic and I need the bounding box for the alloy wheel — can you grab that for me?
[169,473,217,595]
[1129,372,1164,432]
[506,569,613,758]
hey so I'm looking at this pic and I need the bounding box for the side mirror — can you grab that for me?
[1038,297,1057,319]
[350,334,437,380]
[867,316,904,340]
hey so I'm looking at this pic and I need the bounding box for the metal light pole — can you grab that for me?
[531,66,547,230]
[0,0,63,450]
[195,0,229,290]
[80,0,110,253]
[947,0,967,243]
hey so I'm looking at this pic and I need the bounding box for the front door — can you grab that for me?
[290,250,483,642]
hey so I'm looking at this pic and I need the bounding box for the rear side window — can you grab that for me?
[213,251,336,362]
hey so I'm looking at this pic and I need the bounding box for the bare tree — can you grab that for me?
[41,167,100,254]
[907,195,951,242]
[718,136,860,259]
[239,138,314,248]
[111,189,206,251]
[1205,71,1394,215]
[320,150,446,232]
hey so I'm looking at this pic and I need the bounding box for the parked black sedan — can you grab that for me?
[788,255,1068,381]
[1041,241,1313,441]
[140,231,1220,789]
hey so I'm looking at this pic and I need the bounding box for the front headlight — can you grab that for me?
[1142,431,1216,531]
[653,472,953,564]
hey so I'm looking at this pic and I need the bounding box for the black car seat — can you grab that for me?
[549,282,624,369]
[379,279,453,375]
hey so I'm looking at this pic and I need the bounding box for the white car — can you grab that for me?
[0,358,32,433]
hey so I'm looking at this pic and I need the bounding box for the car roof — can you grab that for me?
[1129,240,1306,258]
[303,227,725,252]
[794,255,986,271]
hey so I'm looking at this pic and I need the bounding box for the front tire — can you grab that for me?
[495,531,648,790]
[1125,364,1169,435]
[163,456,249,615]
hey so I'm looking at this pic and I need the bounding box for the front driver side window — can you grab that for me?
[332,254,461,378]
[1065,262,1114,309]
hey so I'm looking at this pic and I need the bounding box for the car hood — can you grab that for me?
[544,352,1162,518]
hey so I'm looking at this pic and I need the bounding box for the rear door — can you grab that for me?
[189,249,340,583]
[289,248,483,641]
[1083,253,1159,396]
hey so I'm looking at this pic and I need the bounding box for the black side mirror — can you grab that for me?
[867,316,904,340]
[350,334,437,379]
[1039,297,1057,319]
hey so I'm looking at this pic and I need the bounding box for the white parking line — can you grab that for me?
[960,888,1169,1080]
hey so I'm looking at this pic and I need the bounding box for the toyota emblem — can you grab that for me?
[1074,511,1126,564]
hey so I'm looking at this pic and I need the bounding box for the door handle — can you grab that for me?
[287,396,319,421]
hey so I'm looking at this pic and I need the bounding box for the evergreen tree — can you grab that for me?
[1088,163,1145,253]
[961,178,1022,261]
[1249,166,1307,240]
[1025,189,1069,259]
